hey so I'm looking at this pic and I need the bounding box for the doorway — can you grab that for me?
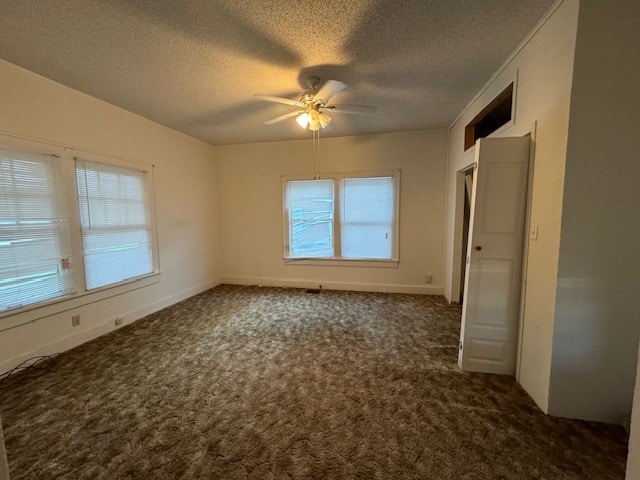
[459,168,474,303]
[457,136,530,375]
[449,147,477,305]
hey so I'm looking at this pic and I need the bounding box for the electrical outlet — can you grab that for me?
[114,317,124,326]
[71,314,80,327]
[425,273,433,284]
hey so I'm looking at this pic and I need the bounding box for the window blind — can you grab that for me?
[287,179,334,258]
[75,159,153,290]
[0,148,73,311]
[341,176,394,259]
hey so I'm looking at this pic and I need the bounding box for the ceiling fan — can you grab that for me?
[253,77,375,131]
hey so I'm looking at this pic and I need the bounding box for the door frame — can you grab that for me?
[450,148,476,304]
[515,122,537,380]
[452,130,537,376]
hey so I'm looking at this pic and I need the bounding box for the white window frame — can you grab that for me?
[74,155,160,291]
[282,169,400,267]
[0,146,75,312]
[0,136,161,325]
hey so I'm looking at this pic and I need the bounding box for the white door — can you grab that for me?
[458,136,530,375]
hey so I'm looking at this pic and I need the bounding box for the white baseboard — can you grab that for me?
[128,276,222,321]
[220,276,443,295]
[0,277,222,376]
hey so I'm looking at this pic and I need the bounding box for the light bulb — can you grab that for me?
[296,112,309,128]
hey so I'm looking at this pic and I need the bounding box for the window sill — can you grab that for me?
[284,258,399,268]
[0,271,161,331]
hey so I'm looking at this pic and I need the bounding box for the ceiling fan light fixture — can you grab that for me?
[318,111,331,128]
[308,109,321,131]
[296,112,310,128]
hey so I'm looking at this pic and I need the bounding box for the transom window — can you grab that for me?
[283,171,399,262]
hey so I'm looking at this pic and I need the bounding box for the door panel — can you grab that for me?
[480,162,527,234]
[468,258,513,327]
[459,136,530,375]
[468,339,508,365]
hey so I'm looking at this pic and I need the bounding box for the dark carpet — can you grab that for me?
[0,285,628,479]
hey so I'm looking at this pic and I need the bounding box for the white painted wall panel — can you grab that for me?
[0,59,221,373]
[445,0,580,411]
[216,130,447,294]
[549,0,640,424]
[627,344,640,479]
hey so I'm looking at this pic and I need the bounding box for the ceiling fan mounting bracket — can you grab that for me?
[306,76,321,92]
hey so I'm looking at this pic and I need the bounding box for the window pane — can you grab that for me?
[75,159,153,289]
[83,230,153,288]
[341,177,394,259]
[0,149,73,311]
[288,180,333,258]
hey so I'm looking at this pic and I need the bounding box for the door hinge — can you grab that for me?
[459,340,463,350]
[473,161,478,171]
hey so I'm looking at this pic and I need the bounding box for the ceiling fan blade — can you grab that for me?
[324,104,376,115]
[253,94,305,108]
[313,80,346,104]
[264,110,303,125]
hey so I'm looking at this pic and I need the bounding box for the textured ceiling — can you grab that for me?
[0,0,555,146]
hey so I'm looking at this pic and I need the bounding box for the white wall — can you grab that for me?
[548,0,640,424]
[0,59,221,373]
[216,129,447,294]
[627,343,640,479]
[444,0,579,412]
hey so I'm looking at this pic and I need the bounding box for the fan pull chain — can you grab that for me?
[312,128,320,179]
[316,128,320,179]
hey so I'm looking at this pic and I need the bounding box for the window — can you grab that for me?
[75,158,155,290]
[0,142,159,319]
[0,148,74,312]
[283,171,399,262]
[341,177,394,259]
[287,179,334,258]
